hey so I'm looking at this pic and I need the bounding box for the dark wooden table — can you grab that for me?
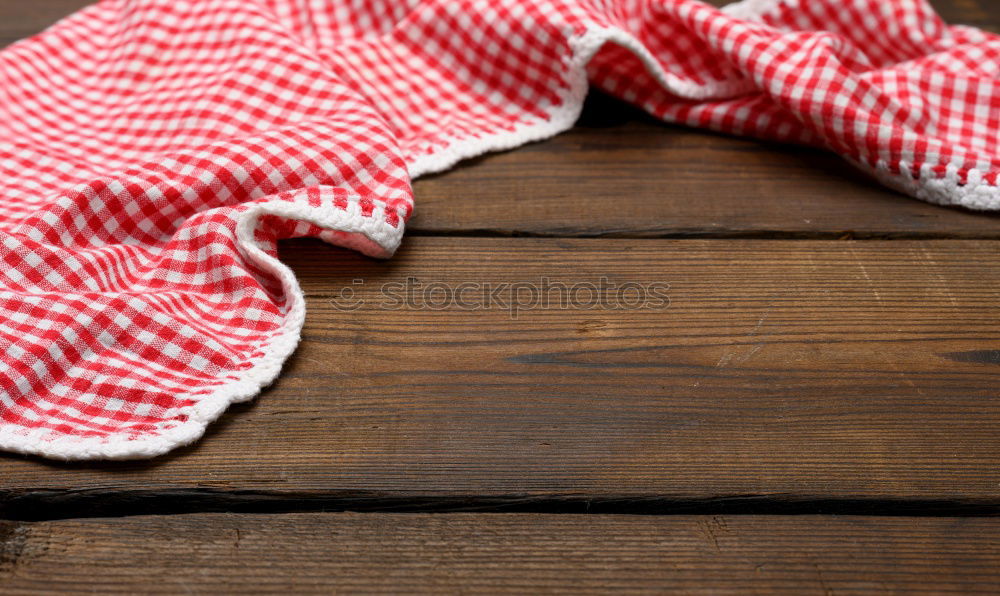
[2,1,1000,593]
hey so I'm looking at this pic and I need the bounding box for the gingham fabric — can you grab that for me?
[1,0,997,460]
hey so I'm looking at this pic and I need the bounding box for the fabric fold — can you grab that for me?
[0,0,997,459]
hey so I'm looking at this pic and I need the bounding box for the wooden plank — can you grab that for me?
[3,1,1000,240]
[411,95,1000,239]
[0,0,92,47]
[932,0,1000,31]
[2,512,998,593]
[0,238,998,513]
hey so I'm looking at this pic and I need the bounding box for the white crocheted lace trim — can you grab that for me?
[7,0,997,458]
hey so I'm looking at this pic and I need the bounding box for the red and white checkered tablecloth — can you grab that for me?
[1,0,997,459]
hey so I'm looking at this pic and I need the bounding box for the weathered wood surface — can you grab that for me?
[1,238,997,516]
[2,512,999,594]
[0,1,91,47]
[412,101,1000,239]
[2,0,1000,591]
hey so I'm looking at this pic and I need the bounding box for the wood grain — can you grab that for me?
[0,238,997,515]
[411,100,1000,239]
[2,512,999,594]
[0,0,92,47]
[2,1,999,590]
[930,0,1000,31]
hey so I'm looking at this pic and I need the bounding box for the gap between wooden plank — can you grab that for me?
[2,513,999,594]
[3,491,1000,522]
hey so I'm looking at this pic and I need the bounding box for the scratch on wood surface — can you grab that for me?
[697,516,730,553]
[919,245,959,307]
[848,244,883,307]
[813,562,835,596]
[717,310,770,368]
[0,522,27,575]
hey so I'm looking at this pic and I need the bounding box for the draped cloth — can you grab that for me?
[0,0,997,459]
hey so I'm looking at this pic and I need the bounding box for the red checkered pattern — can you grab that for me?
[0,0,997,459]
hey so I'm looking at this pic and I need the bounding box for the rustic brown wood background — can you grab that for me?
[1,0,999,593]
